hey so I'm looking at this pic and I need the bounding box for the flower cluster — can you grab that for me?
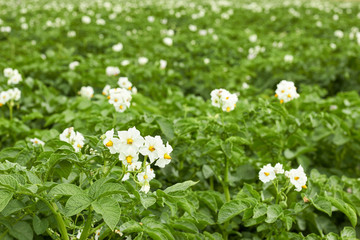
[59,127,85,152]
[102,127,173,193]
[30,138,45,147]
[210,88,238,112]
[3,68,22,85]
[106,66,120,76]
[259,163,307,192]
[0,88,21,107]
[275,80,300,104]
[79,86,94,99]
[107,88,132,113]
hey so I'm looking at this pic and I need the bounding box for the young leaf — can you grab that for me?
[65,194,92,216]
[92,196,120,231]
[0,190,13,212]
[164,180,198,194]
[218,199,254,224]
[266,204,283,223]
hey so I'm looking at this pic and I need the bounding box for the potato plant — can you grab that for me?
[0,0,359,239]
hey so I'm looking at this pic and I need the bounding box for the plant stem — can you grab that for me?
[80,207,93,240]
[210,176,214,191]
[8,101,13,121]
[223,156,230,203]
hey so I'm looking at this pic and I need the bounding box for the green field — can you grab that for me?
[0,0,359,239]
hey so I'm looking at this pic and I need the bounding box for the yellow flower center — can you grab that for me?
[302,185,307,189]
[149,146,155,152]
[294,176,300,180]
[0,103,2,107]
[264,172,270,176]
[280,99,284,104]
[114,99,118,102]
[106,140,113,147]
[119,105,123,109]
[34,140,38,144]
[77,144,82,148]
[275,94,278,97]
[287,94,291,98]
[126,156,132,164]
[107,96,111,99]
[281,90,285,93]
[127,138,133,144]
[226,107,230,112]
[128,87,132,90]
[143,175,148,179]
[164,153,171,159]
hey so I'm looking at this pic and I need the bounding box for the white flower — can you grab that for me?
[7,88,21,101]
[106,66,120,76]
[155,142,173,168]
[131,87,138,94]
[103,129,121,154]
[330,43,337,49]
[137,165,155,193]
[284,55,294,63]
[188,24,197,32]
[0,91,10,107]
[210,89,238,112]
[122,162,142,181]
[30,138,45,146]
[249,34,257,42]
[329,105,338,111]
[287,165,307,192]
[259,164,276,183]
[96,18,106,25]
[67,31,76,37]
[138,57,148,65]
[94,228,101,240]
[199,29,207,36]
[7,73,22,85]
[82,16,91,24]
[163,37,173,46]
[160,60,167,69]
[121,60,130,66]
[139,136,163,163]
[76,230,82,239]
[274,163,284,174]
[334,30,344,39]
[59,127,84,152]
[118,77,132,90]
[147,16,155,23]
[69,61,80,70]
[107,88,132,112]
[204,58,210,64]
[119,147,139,167]
[242,82,250,89]
[112,43,123,52]
[118,127,144,151]
[0,26,11,33]
[79,86,94,99]
[102,85,111,96]
[275,80,299,104]
[3,68,13,78]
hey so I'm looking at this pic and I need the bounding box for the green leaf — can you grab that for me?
[1,199,25,216]
[164,180,198,194]
[197,191,218,212]
[340,227,356,238]
[283,215,293,231]
[266,204,283,223]
[0,190,13,212]
[218,199,254,224]
[171,220,198,233]
[92,197,120,231]
[221,140,233,159]
[326,196,357,227]
[120,220,143,234]
[312,196,332,216]
[95,183,127,199]
[33,215,49,235]
[253,203,267,218]
[88,178,111,199]
[156,117,175,140]
[48,184,84,197]
[0,175,18,190]
[25,171,41,185]
[65,194,92,216]
[140,194,157,209]
[9,221,33,240]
